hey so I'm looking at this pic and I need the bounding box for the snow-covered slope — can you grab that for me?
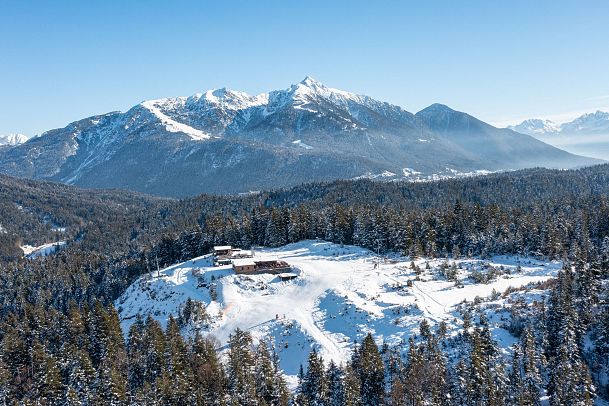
[116,240,561,376]
[0,133,28,146]
[21,241,66,259]
[0,78,599,197]
[140,100,212,140]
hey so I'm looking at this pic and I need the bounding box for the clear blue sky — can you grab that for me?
[1,0,609,136]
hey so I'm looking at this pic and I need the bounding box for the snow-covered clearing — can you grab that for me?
[116,240,560,376]
[21,241,67,259]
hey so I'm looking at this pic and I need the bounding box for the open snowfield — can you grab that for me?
[116,240,561,377]
[21,241,66,259]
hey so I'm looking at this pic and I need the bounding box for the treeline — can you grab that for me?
[153,195,609,274]
[260,165,609,210]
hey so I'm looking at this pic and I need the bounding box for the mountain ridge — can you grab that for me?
[0,78,601,197]
[509,110,609,136]
[0,133,28,147]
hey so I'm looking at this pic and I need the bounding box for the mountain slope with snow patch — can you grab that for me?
[0,133,28,146]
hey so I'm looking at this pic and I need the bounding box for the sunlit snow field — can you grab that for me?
[116,240,561,378]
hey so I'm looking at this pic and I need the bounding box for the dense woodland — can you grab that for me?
[1,166,609,404]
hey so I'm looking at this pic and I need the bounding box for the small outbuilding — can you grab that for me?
[230,249,254,259]
[232,258,292,275]
[213,246,233,256]
[278,273,298,282]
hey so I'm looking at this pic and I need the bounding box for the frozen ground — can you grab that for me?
[116,240,561,376]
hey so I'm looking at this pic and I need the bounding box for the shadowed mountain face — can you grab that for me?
[0,78,601,197]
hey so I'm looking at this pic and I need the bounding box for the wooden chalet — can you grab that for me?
[232,258,257,273]
[232,258,291,275]
[213,245,233,257]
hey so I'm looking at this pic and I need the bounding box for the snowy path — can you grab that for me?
[410,281,449,322]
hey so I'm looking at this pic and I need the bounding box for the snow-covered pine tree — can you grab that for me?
[62,345,95,405]
[547,269,595,406]
[521,325,542,406]
[164,316,194,404]
[254,341,279,405]
[357,334,385,406]
[0,356,9,406]
[326,360,346,406]
[343,364,362,406]
[226,328,257,405]
[191,332,226,405]
[403,336,424,405]
[301,349,327,406]
[31,340,63,403]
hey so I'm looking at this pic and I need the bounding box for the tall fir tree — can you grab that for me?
[357,334,385,406]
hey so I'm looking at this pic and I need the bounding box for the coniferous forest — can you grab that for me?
[1,165,609,404]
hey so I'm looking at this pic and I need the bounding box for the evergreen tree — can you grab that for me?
[31,340,63,403]
[254,341,281,405]
[547,270,595,406]
[301,349,327,406]
[357,334,385,406]
[520,325,542,406]
[227,328,257,405]
[0,357,9,405]
[343,365,362,406]
[127,315,146,393]
[403,337,424,406]
[191,333,226,405]
[509,344,526,406]
[326,361,346,406]
[163,316,194,404]
[63,346,95,405]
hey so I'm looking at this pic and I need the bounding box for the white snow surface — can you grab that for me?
[0,133,28,146]
[291,139,314,150]
[116,240,560,376]
[509,111,609,137]
[509,119,560,136]
[21,241,66,259]
[141,100,211,140]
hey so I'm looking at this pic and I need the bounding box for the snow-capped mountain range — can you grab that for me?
[0,133,28,147]
[508,119,560,136]
[509,111,609,137]
[509,111,609,161]
[0,78,601,197]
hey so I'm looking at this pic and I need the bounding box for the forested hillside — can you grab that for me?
[1,166,609,403]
